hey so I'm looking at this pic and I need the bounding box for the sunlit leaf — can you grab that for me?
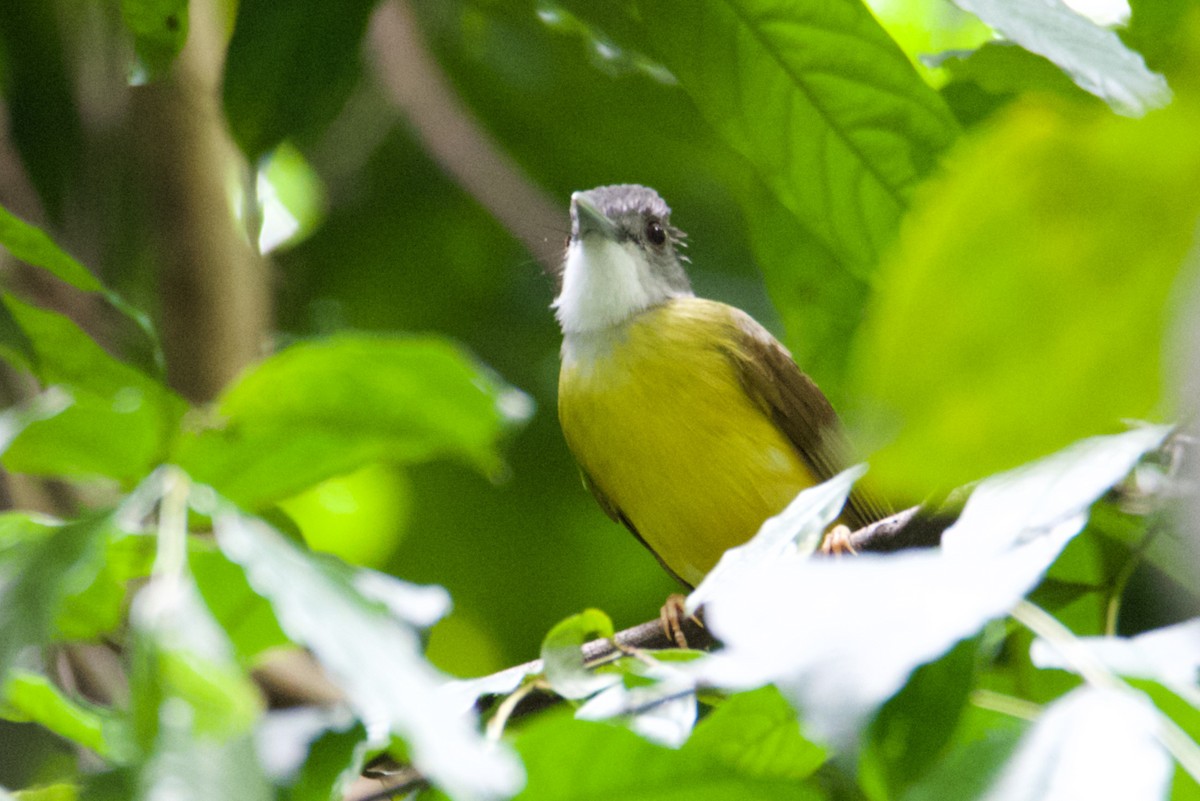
[1030,617,1200,705]
[688,465,864,614]
[853,99,1200,498]
[688,427,1163,750]
[211,506,523,801]
[174,334,530,509]
[948,0,1170,116]
[979,687,1171,800]
[941,426,1171,558]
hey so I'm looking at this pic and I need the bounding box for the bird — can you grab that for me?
[554,184,889,595]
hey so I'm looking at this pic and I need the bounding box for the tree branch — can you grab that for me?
[346,504,950,800]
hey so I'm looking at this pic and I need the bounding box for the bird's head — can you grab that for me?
[554,184,692,334]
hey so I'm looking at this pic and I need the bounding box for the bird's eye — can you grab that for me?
[646,219,667,246]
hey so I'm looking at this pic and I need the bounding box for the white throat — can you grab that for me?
[554,237,689,334]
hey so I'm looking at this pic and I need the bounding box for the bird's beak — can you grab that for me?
[571,192,619,241]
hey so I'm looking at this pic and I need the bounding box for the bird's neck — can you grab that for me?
[554,238,691,334]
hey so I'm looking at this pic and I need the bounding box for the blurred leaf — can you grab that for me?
[0,296,39,370]
[901,722,1025,801]
[190,543,291,664]
[0,514,112,682]
[1121,0,1199,79]
[0,389,72,454]
[687,686,827,781]
[575,654,699,748]
[119,0,188,83]
[935,41,1102,125]
[55,531,155,641]
[11,786,76,801]
[0,295,182,483]
[0,206,103,293]
[949,0,1171,116]
[222,0,376,161]
[128,575,263,749]
[0,209,162,370]
[690,428,1163,751]
[174,333,530,509]
[566,0,960,273]
[0,5,83,222]
[211,506,523,801]
[279,464,409,568]
[256,142,327,254]
[862,636,980,799]
[512,713,824,800]
[1030,617,1200,705]
[540,609,615,701]
[1,671,117,759]
[267,713,367,801]
[853,99,1200,498]
[940,426,1171,559]
[688,466,864,614]
[981,687,1172,800]
[938,43,1095,100]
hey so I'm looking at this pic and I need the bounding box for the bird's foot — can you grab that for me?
[819,523,858,556]
[659,593,704,649]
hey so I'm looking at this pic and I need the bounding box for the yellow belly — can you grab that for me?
[558,298,817,586]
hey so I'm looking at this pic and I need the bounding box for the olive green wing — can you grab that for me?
[724,310,892,530]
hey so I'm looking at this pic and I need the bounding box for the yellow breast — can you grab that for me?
[558,297,817,586]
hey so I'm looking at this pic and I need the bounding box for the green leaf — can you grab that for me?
[222,0,377,161]
[190,544,291,664]
[853,99,1200,498]
[211,506,523,801]
[512,712,825,800]
[12,785,77,801]
[862,636,980,799]
[540,609,615,700]
[0,6,83,223]
[127,573,264,753]
[949,0,1171,116]
[55,530,155,641]
[174,333,530,509]
[120,0,189,82]
[0,298,39,370]
[0,206,164,373]
[901,719,1025,801]
[0,206,102,293]
[687,686,827,781]
[1,670,119,759]
[0,296,184,483]
[0,514,112,682]
[571,0,960,273]
[278,715,368,801]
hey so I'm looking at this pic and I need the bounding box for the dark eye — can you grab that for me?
[645,219,667,246]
